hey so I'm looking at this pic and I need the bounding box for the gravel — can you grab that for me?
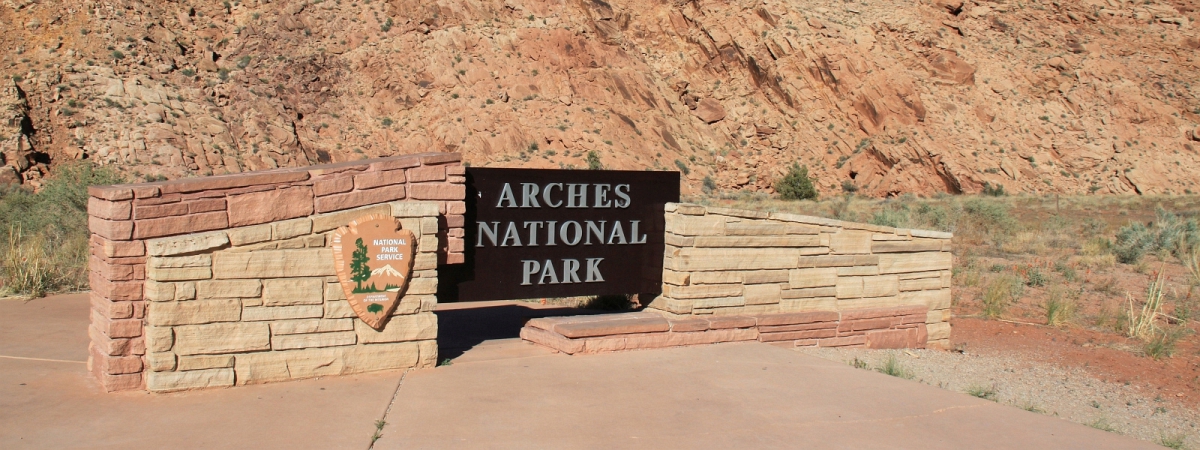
[797,347,1199,448]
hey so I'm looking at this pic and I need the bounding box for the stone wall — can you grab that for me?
[86,153,463,392]
[138,202,440,392]
[648,203,952,349]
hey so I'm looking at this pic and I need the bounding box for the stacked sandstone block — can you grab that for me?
[521,306,928,354]
[137,202,440,392]
[86,153,464,392]
[647,203,952,349]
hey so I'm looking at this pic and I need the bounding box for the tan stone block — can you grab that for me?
[175,282,197,300]
[897,270,943,280]
[273,218,314,240]
[780,286,837,299]
[871,240,945,253]
[664,284,742,299]
[342,341,422,372]
[144,280,176,302]
[147,299,242,326]
[797,255,879,268]
[324,282,347,301]
[743,270,789,284]
[146,326,173,352]
[692,296,745,308]
[692,235,823,248]
[419,235,438,251]
[194,279,261,300]
[646,296,693,314]
[146,231,229,257]
[662,270,691,286]
[669,248,798,271]
[926,309,950,324]
[228,224,273,246]
[420,296,437,313]
[744,284,782,305]
[828,230,872,254]
[704,206,769,219]
[213,249,336,279]
[900,289,952,310]
[664,233,695,247]
[690,271,742,285]
[147,266,212,281]
[324,300,357,319]
[147,368,234,392]
[148,255,212,269]
[899,277,943,291]
[837,266,879,276]
[665,214,725,236]
[355,313,438,343]
[419,217,439,234]
[417,340,438,368]
[390,201,440,218]
[394,295,424,315]
[147,352,176,372]
[835,296,906,310]
[674,204,707,215]
[862,275,900,298]
[271,318,355,335]
[243,305,323,321]
[878,252,953,274]
[941,271,952,288]
[872,233,912,241]
[262,277,324,306]
[272,330,358,350]
[724,222,809,236]
[927,322,951,340]
[235,348,343,385]
[398,218,421,236]
[172,322,270,355]
[406,278,438,295]
[789,268,837,289]
[177,355,235,371]
[311,204,392,233]
[836,277,863,299]
[414,253,437,270]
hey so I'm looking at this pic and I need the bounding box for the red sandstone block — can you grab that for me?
[308,161,371,177]
[668,317,710,332]
[419,152,462,165]
[98,372,143,392]
[314,184,406,213]
[88,197,132,220]
[446,165,466,176]
[313,175,354,196]
[134,202,189,220]
[445,214,465,228]
[133,185,161,198]
[133,193,182,206]
[552,314,670,339]
[227,186,315,227]
[520,326,583,354]
[448,237,465,252]
[408,183,465,201]
[89,217,134,241]
[706,316,757,329]
[793,339,819,347]
[525,317,558,331]
[91,254,146,266]
[91,236,144,258]
[581,336,627,354]
[818,335,867,348]
[370,155,421,172]
[133,211,228,239]
[841,305,927,321]
[90,256,135,281]
[129,336,146,355]
[187,198,227,214]
[91,308,142,339]
[88,324,131,356]
[91,292,134,319]
[406,165,446,182]
[448,175,466,183]
[160,169,311,194]
[759,329,837,342]
[133,265,145,280]
[757,311,841,327]
[895,313,927,326]
[709,327,759,342]
[665,331,713,346]
[355,169,407,190]
[446,201,466,215]
[623,332,673,350]
[838,318,893,334]
[447,228,465,238]
[865,329,918,349]
[445,252,465,264]
[758,321,838,333]
[132,301,145,319]
[89,185,133,201]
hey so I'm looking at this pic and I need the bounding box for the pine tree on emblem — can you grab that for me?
[351,238,372,292]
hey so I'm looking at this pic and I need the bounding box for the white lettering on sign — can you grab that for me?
[520,258,605,285]
[494,183,632,209]
[476,220,647,247]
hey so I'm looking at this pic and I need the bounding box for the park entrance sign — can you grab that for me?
[446,168,680,301]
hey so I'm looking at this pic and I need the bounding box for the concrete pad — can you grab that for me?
[0,294,401,449]
[378,342,1156,449]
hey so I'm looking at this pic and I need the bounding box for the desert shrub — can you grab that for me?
[961,199,1018,243]
[1144,327,1186,360]
[980,182,1006,196]
[1044,288,1076,327]
[0,162,123,297]
[841,180,858,193]
[1025,266,1048,287]
[775,163,818,201]
[673,159,689,175]
[1114,208,1200,264]
[1053,260,1077,282]
[981,275,1022,319]
[870,208,909,229]
[586,151,602,170]
[701,176,717,195]
[876,354,913,379]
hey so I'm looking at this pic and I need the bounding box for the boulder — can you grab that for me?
[693,98,726,124]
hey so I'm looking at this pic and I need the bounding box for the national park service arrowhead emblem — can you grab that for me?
[331,214,416,329]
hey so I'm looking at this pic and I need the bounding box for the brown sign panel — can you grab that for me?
[443,168,680,302]
[331,214,416,329]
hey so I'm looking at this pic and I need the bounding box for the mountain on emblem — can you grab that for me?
[330,214,416,330]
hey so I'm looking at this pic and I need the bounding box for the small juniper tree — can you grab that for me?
[775,163,818,200]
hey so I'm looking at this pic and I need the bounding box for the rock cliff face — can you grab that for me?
[2,0,1198,195]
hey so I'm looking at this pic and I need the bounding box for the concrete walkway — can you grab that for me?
[1,295,1155,449]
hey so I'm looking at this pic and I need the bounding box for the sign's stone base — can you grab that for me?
[520,306,928,354]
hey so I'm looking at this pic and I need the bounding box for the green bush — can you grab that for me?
[1114,209,1199,264]
[775,163,818,200]
[0,162,124,297]
[586,151,602,170]
[673,159,689,175]
[962,199,1018,240]
[701,176,717,195]
[981,182,1006,196]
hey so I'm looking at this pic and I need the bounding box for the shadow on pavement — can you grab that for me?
[434,303,604,361]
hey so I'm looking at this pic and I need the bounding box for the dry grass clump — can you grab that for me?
[982,274,1022,319]
[1044,288,1077,327]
